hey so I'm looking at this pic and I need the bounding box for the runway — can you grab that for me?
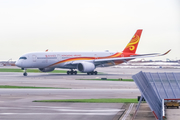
[0,67,179,120]
[0,88,139,120]
[0,72,137,89]
[0,102,124,120]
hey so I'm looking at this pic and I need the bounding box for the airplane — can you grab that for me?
[15,29,171,76]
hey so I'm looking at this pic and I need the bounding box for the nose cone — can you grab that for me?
[15,61,21,67]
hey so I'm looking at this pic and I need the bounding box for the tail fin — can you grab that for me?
[123,29,143,54]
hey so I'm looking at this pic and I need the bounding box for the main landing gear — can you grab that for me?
[22,68,27,76]
[67,70,77,75]
[66,70,98,75]
[87,71,98,75]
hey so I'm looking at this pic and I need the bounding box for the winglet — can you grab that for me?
[161,49,171,56]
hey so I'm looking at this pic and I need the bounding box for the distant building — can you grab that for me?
[0,61,16,66]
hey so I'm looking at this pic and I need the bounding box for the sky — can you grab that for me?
[0,0,179,61]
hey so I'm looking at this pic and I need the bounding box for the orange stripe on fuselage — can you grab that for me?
[48,52,136,67]
[49,57,94,67]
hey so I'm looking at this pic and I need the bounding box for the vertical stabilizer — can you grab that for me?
[123,29,142,53]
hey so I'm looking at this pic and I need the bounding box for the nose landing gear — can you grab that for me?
[22,68,27,76]
[23,72,27,76]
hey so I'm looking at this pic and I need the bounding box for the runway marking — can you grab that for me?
[0,112,117,115]
[0,107,122,112]
[0,106,71,110]
[0,106,123,113]
[0,74,21,76]
[122,103,134,120]
[28,106,71,109]
[56,109,123,112]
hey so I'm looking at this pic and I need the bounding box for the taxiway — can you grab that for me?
[0,67,179,120]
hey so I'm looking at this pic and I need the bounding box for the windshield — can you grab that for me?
[19,57,27,60]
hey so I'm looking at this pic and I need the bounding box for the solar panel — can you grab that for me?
[132,72,180,120]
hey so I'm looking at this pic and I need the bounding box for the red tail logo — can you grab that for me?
[123,29,142,53]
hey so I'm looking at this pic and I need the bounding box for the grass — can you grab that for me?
[33,98,138,103]
[0,68,69,73]
[0,68,106,74]
[77,79,134,82]
[0,85,69,89]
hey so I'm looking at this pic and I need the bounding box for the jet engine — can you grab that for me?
[77,62,95,73]
[39,68,55,72]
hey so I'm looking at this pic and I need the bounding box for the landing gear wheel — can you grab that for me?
[23,72,27,76]
[23,68,27,76]
[67,70,77,75]
[87,71,98,75]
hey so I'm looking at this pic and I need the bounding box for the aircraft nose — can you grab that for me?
[15,61,21,67]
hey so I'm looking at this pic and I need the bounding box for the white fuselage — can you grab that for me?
[15,51,118,69]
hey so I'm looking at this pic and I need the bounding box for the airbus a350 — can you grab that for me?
[15,29,171,76]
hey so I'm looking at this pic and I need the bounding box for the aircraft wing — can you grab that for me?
[93,49,171,65]
[69,49,171,67]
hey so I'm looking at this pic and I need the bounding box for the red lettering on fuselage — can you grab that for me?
[62,55,82,57]
[45,55,56,57]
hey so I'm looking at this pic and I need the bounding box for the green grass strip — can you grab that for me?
[77,79,134,81]
[0,68,105,74]
[33,98,138,103]
[0,85,69,89]
[0,68,69,73]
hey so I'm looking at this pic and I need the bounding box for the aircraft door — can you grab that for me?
[32,55,37,62]
[57,54,61,61]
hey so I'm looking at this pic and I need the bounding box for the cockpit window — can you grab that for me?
[19,57,27,60]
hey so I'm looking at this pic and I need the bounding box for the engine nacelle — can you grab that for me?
[39,68,55,72]
[77,62,95,73]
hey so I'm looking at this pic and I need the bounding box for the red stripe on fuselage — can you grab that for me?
[48,52,136,67]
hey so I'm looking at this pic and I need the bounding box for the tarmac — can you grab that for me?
[0,67,180,120]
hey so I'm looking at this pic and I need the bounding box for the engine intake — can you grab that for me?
[77,62,95,73]
[39,68,55,72]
